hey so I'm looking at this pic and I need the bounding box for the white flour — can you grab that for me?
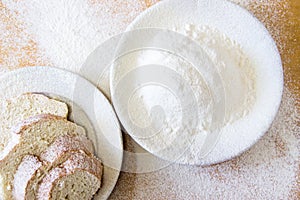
[182,25,256,124]
[0,0,298,199]
[113,24,257,164]
[2,0,148,95]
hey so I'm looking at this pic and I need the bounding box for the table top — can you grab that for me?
[0,0,299,199]
[286,0,300,105]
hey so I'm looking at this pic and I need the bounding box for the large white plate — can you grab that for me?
[110,0,283,165]
[0,66,123,199]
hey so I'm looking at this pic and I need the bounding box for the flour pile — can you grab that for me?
[112,24,257,164]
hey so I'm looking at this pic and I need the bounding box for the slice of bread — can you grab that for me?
[13,155,43,200]
[0,93,68,153]
[0,114,86,200]
[37,152,103,200]
[13,136,95,200]
[40,135,94,165]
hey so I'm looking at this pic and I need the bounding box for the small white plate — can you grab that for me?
[110,0,283,165]
[0,66,123,199]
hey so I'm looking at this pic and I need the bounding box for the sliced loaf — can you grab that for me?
[0,93,68,153]
[13,135,95,200]
[37,152,103,200]
[0,114,85,200]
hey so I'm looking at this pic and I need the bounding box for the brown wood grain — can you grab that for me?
[241,0,300,109]
[286,0,300,109]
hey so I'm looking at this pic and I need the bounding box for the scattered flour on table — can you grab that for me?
[2,0,153,95]
[111,88,299,200]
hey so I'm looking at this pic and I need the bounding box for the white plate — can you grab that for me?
[0,66,123,199]
[110,0,283,165]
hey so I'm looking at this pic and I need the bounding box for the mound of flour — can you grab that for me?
[182,24,256,124]
[111,24,257,164]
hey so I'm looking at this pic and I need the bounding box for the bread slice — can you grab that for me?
[0,93,68,153]
[40,135,94,165]
[37,152,103,200]
[0,114,86,200]
[13,155,43,200]
[13,135,95,200]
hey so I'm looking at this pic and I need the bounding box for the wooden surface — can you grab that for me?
[280,0,299,108]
